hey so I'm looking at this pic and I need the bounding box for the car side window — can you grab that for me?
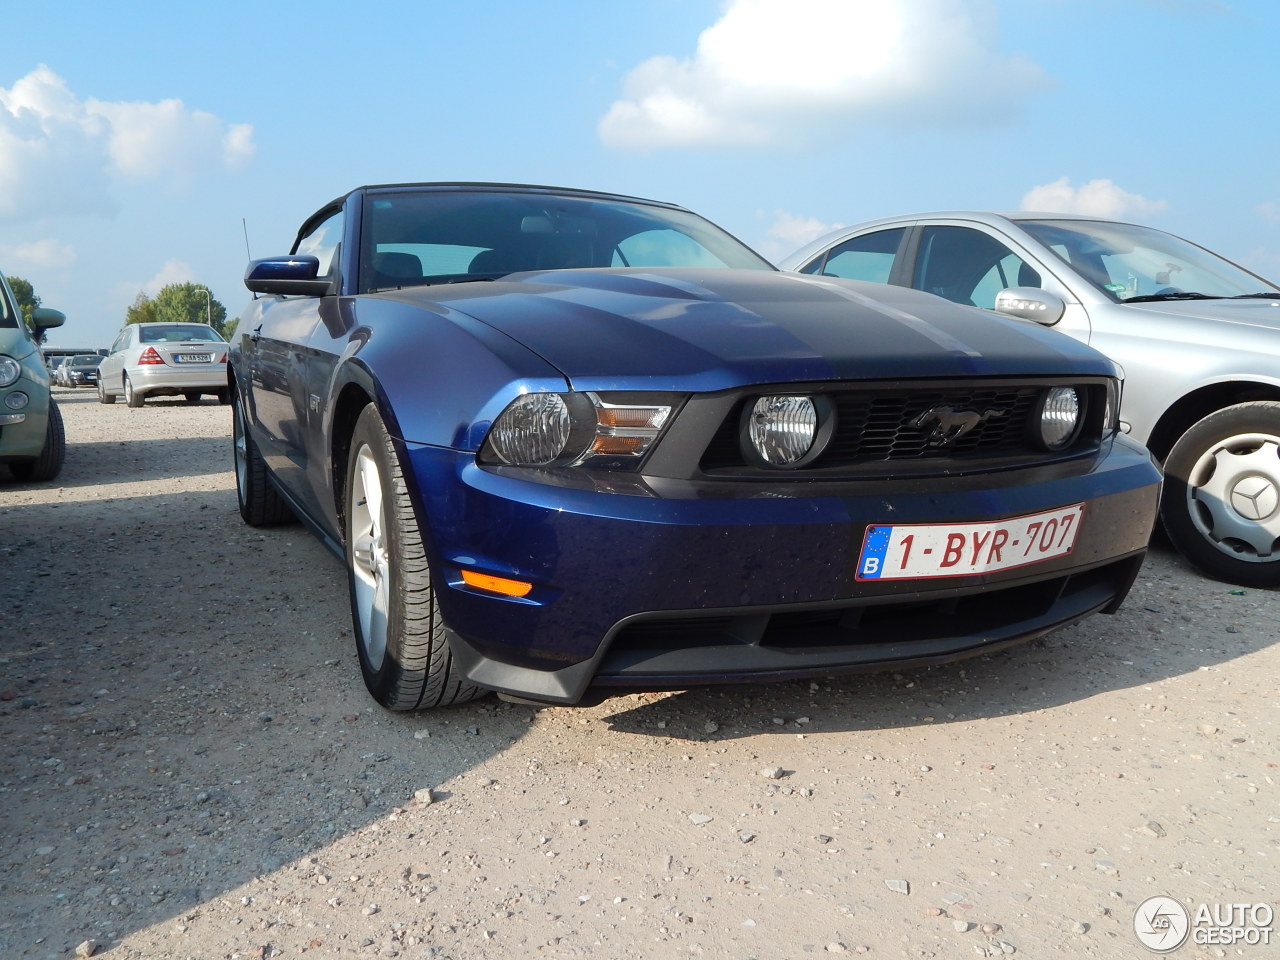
[294,211,342,279]
[804,228,905,283]
[913,226,1040,310]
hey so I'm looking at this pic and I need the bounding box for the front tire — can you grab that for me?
[232,386,294,526]
[124,375,144,408]
[97,379,115,404]
[345,404,480,710]
[10,401,65,482]
[1161,401,1280,587]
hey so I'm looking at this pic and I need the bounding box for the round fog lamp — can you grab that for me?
[487,393,572,465]
[748,395,818,466]
[5,390,29,410]
[1039,386,1081,450]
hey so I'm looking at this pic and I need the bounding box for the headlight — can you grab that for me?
[1104,378,1121,434]
[484,393,573,465]
[743,395,832,468]
[482,392,674,469]
[1036,386,1082,450]
[0,356,20,388]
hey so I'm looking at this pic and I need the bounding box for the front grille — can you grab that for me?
[825,387,1036,462]
[605,559,1127,660]
[699,380,1102,477]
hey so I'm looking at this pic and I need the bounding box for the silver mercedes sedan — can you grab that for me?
[781,212,1280,587]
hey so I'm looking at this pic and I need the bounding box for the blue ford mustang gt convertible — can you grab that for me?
[231,182,1161,710]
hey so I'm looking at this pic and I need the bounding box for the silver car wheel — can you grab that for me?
[1186,431,1280,562]
[349,443,391,670]
[232,400,249,501]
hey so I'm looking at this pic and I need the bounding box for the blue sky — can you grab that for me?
[4,0,1278,349]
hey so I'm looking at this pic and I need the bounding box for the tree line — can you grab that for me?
[6,276,237,344]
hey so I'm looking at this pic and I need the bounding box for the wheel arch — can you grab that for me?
[1145,380,1280,461]
[330,379,376,536]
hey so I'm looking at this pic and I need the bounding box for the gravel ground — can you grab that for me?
[1,388,1277,960]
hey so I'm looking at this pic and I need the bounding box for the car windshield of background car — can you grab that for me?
[360,190,773,293]
[1019,219,1280,303]
[139,325,224,343]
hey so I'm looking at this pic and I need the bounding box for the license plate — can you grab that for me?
[174,353,213,363]
[856,503,1085,581]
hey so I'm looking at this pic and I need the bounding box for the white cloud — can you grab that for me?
[0,237,77,269]
[141,259,197,295]
[599,0,1049,149]
[89,99,255,183]
[757,210,845,262]
[0,65,255,221]
[1019,178,1166,219]
[1257,202,1280,224]
[109,258,199,314]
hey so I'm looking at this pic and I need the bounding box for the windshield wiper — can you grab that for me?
[1123,291,1216,304]
[370,275,500,292]
[1229,292,1280,300]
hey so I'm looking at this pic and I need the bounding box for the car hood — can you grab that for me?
[1126,296,1280,332]
[385,268,1113,390]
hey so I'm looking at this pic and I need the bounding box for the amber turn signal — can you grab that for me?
[460,570,534,598]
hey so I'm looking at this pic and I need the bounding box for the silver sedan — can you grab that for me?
[98,322,230,407]
[782,212,1280,587]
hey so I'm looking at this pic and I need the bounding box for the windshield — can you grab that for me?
[1018,218,1280,303]
[139,324,224,343]
[359,189,774,293]
[72,355,101,365]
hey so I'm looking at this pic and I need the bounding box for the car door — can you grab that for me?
[903,223,1093,345]
[100,327,133,395]
[240,209,343,516]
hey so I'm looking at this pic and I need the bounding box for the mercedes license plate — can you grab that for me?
[175,353,213,363]
[856,503,1084,581]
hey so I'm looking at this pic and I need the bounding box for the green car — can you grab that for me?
[0,275,66,481]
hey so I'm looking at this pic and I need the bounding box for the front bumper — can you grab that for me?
[0,377,50,461]
[405,434,1161,704]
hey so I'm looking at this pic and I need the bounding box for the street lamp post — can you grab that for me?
[194,286,212,328]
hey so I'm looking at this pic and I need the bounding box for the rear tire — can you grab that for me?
[124,376,144,408]
[345,404,480,710]
[9,401,65,482]
[183,392,200,403]
[232,386,294,526]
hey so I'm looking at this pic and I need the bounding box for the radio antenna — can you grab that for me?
[241,218,252,261]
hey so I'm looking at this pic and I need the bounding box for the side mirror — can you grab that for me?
[993,286,1065,326]
[244,255,332,296]
[31,307,65,330]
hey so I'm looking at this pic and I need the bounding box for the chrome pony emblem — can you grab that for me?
[913,405,1004,447]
